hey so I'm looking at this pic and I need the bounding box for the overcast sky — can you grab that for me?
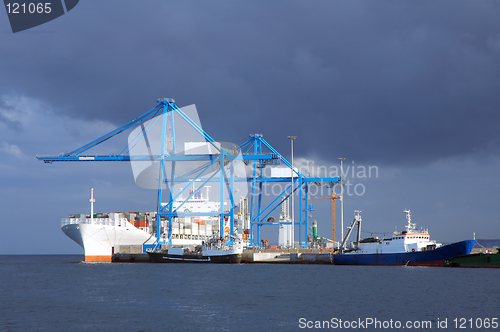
[1,1,500,254]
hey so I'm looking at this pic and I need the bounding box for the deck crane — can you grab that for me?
[37,98,341,248]
[339,210,362,253]
[309,190,339,247]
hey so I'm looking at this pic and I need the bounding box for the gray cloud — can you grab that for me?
[0,101,23,133]
[2,1,499,167]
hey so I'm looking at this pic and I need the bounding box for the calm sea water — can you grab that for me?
[0,255,498,332]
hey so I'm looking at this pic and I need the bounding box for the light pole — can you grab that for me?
[338,158,345,248]
[288,136,297,248]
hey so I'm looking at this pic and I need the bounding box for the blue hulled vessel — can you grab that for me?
[333,210,475,266]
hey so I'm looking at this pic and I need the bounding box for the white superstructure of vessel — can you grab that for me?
[202,235,244,257]
[165,190,222,246]
[343,210,442,255]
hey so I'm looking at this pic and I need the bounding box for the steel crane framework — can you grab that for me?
[37,99,340,248]
[309,190,339,245]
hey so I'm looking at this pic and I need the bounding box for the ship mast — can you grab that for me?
[89,188,95,223]
[404,209,415,233]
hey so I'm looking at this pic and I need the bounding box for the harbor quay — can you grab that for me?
[111,247,334,264]
[110,246,500,265]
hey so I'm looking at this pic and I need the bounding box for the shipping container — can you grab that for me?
[133,220,148,228]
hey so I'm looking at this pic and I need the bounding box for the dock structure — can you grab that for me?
[111,248,335,264]
[243,249,334,264]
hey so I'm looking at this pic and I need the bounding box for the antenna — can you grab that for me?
[404,209,415,232]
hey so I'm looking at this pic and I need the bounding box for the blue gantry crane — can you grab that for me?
[238,134,341,246]
[37,98,340,248]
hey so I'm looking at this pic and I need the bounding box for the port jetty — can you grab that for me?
[112,247,333,264]
[110,246,496,265]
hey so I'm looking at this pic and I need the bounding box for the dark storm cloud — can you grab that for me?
[1,1,500,166]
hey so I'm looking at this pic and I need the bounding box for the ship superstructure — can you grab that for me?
[334,210,475,265]
[163,190,221,245]
[347,210,440,254]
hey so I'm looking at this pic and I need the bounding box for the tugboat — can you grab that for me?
[147,235,243,263]
[332,210,476,266]
[148,246,209,263]
[201,236,243,263]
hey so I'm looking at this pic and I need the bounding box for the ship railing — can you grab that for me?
[410,229,429,234]
[394,229,430,236]
[61,218,131,227]
[202,238,243,251]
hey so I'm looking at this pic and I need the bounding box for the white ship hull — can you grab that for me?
[62,218,156,262]
[62,189,248,263]
[202,247,243,257]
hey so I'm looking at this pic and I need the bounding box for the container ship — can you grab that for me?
[333,210,475,266]
[63,188,248,262]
